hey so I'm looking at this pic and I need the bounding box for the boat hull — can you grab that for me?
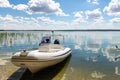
[11,48,71,73]
[12,57,67,73]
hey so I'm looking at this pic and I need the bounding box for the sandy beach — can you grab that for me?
[0,59,19,80]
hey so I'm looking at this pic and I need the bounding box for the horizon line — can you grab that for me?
[1,29,120,31]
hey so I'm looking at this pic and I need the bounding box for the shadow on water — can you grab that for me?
[8,55,71,80]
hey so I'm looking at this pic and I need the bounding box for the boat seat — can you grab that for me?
[39,44,49,52]
[38,44,62,52]
[50,44,62,49]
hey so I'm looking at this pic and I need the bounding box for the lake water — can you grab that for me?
[0,31,120,80]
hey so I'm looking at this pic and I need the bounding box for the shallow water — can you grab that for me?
[0,31,120,80]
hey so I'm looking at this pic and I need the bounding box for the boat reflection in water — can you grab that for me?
[21,54,71,80]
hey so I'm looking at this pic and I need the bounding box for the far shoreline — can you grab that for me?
[1,29,120,31]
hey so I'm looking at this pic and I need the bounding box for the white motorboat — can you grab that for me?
[11,35,72,73]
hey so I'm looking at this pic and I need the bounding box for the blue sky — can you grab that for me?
[0,0,120,30]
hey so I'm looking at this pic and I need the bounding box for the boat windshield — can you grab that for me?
[39,34,64,46]
[41,36,51,44]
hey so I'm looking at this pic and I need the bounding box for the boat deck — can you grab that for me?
[38,44,63,52]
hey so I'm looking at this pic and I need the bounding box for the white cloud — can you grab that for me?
[85,9,103,21]
[37,16,70,29]
[11,0,69,16]
[87,0,91,3]
[16,17,40,26]
[0,14,71,30]
[0,0,12,8]
[26,0,68,16]
[73,11,86,23]
[86,0,99,5]
[0,15,40,30]
[103,0,120,16]
[92,0,99,5]
[37,16,55,23]
[74,11,83,18]
[13,4,28,11]
[0,14,120,30]
[110,18,120,23]
[0,14,18,22]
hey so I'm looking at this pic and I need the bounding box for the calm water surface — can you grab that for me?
[0,31,120,80]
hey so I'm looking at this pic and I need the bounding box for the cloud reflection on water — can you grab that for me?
[115,66,120,76]
[102,45,120,62]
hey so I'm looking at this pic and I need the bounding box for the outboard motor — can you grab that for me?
[54,39,60,44]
